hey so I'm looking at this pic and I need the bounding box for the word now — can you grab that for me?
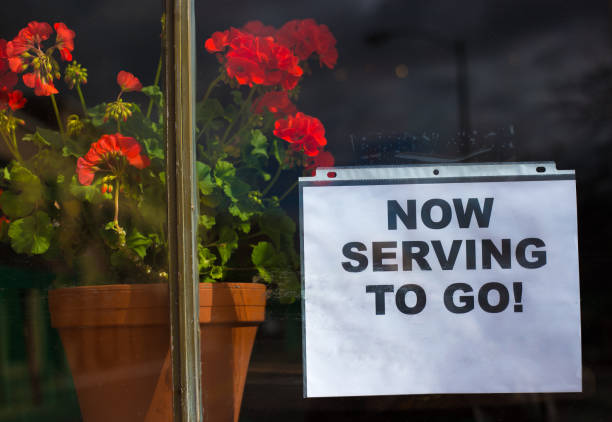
[365,282,524,315]
[388,198,493,230]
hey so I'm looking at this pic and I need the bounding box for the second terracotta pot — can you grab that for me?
[49,282,266,422]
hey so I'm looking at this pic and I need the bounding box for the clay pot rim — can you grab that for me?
[49,282,266,307]
[48,282,267,327]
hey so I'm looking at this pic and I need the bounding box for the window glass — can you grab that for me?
[0,1,172,421]
[195,1,609,421]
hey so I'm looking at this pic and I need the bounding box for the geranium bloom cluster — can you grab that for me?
[206,28,303,90]
[77,133,150,186]
[205,19,338,81]
[5,21,75,96]
[205,20,337,159]
[275,19,337,69]
[273,112,327,157]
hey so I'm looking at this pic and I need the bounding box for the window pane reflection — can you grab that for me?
[0,1,171,421]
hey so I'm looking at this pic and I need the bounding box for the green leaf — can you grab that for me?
[126,229,153,258]
[251,241,280,283]
[122,109,160,141]
[142,85,164,110]
[238,222,251,233]
[22,132,50,147]
[222,178,250,202]
[32,128,64,149]
[8,211,54,255]
[250,129,268,158]
[0,163,44,219]
[198,245,217,271]
[272,139,287,166]
[210,265,224,279]
[141,137,164,160]
[100,221,123,249]
[0,191,35,219]
[88,104,112,128]
[68,175,100,203]
[214,160,235,185]
[199,213,216,230]
[217,226,238,265]
[196,98,224,128]
[196,161,215,195]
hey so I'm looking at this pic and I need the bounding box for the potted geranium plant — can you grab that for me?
[0,18,337,422]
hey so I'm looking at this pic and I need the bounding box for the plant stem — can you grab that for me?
[201,74,223,106]
[114,179,120,226]
[146,54,163,119]
[220,86,256,145]
[278,180,298,202]
[117,120,121,133]
[76,84,88,117]
[10,130,23,163]
[49,94,64,134]
[0,131,22,163]
[262,165,281,196]
[227,114,257,147]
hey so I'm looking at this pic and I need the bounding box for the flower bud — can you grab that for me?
[103,99,136,123]
[64,61,88,89]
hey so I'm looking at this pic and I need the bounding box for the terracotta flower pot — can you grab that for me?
[48,282,266,422]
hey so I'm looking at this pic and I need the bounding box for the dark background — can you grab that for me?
[1,0,611,421]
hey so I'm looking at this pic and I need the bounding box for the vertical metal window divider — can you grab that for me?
[164,0,203,421]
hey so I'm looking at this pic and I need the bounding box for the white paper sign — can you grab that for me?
[300,163,581,398]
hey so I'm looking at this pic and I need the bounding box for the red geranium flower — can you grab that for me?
[76,133,150,186]
[204,30,231,53]
[0,87,26,111]
[276,19,338,69]
[305,150,335,176]
[116,71,142,92]
[206,27,303,90]
[6,21,75,96]
[22,72,57,96]
[6,22,53,73]
[273,112,327,156]
[54,22,75,61]
[252,90,297,117]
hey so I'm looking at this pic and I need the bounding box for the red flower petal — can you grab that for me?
[8,90,26,110]
[273,112,327,156]
[117,71,142,92]
[209,27,303,89]
[54,23,75,62]
[204,30,230,53]
[76,157,96,185]
[252,91,297,117]
[76,133,150,186]
[0,40,18,90]
[275,19,338,69]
